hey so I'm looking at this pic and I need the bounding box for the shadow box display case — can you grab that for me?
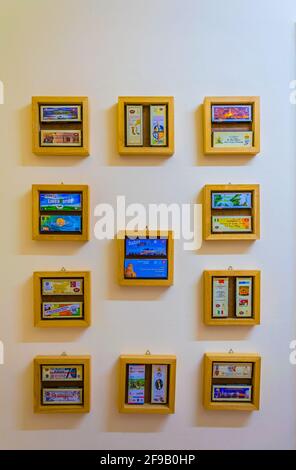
[32,96,89,156]
[117,230,174,286]
[119,353,176,414]
[32,184,89,241]
[117,96,174,156]
[34,355,91,413]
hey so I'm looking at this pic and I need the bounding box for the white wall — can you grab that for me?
[0,0,295,450]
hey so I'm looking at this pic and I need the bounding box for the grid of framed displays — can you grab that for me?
[203,96,260,155]
[203,353,261,411]
[117,230,174,286]
[32,184,89,241]
[117,96,174,156]
[34,355,91,413]
[33,271,91,328]
[119,354,176,414]
[32,96,89,156]
[203,270,260,326]
[203,184,260,241]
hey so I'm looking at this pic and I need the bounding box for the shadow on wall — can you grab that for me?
[105,104,172,167]
[18,362,85,431]
[195,104,256,167]
[105,238,170,301]
[19,104,88,167]
[103,359,171,433]
[192,360,252,428]
[18,189,86,256]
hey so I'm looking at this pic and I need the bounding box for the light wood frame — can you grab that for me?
[119,354,176,414]
[32,184,89,241]
[34,355,91,413]
[32,96,89,156]
[118,96,174,156]
[33,271,91,328]
[203,184,260,241]
[203,353,261,411]
[203,270,260,326]
[203,96,260,155]
[117,230,174,286]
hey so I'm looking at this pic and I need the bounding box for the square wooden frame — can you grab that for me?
[119,354,176,414]
[33,271,91,328]
[117,230,174,286]
[34,355,91,413]
[32,96,89,156]
[203,353,261,411]
[203,96,260,155]
[203,270,260,326]
[203,184,260,241]
[32,184,89,241]
[117,96,174,156]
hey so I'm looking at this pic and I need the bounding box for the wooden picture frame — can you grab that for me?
[32,184,89,241]
[203,184,260,241]
[118,96,174,156]
[117,230,174,286]
[203,353,261,411]
[34,355,91,413]
[203,270,260,326]
[33,271,91,328]
[119,354,176,414]
[203,96,260,155]
[32,96,89,156]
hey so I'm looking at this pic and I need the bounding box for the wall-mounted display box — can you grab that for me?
[32,96,89,156]
[203,96,260,155]
[203,184,260,241]
[204,270,260,326]
[117,96,174,156]
[34,355,91,413]
[203,353,261,411]
[117,230,174,286]
[32,184,89,241]
[119,354,176,414]
[33,271,91,327]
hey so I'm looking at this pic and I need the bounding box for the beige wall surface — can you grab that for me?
[0,0,295,449]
